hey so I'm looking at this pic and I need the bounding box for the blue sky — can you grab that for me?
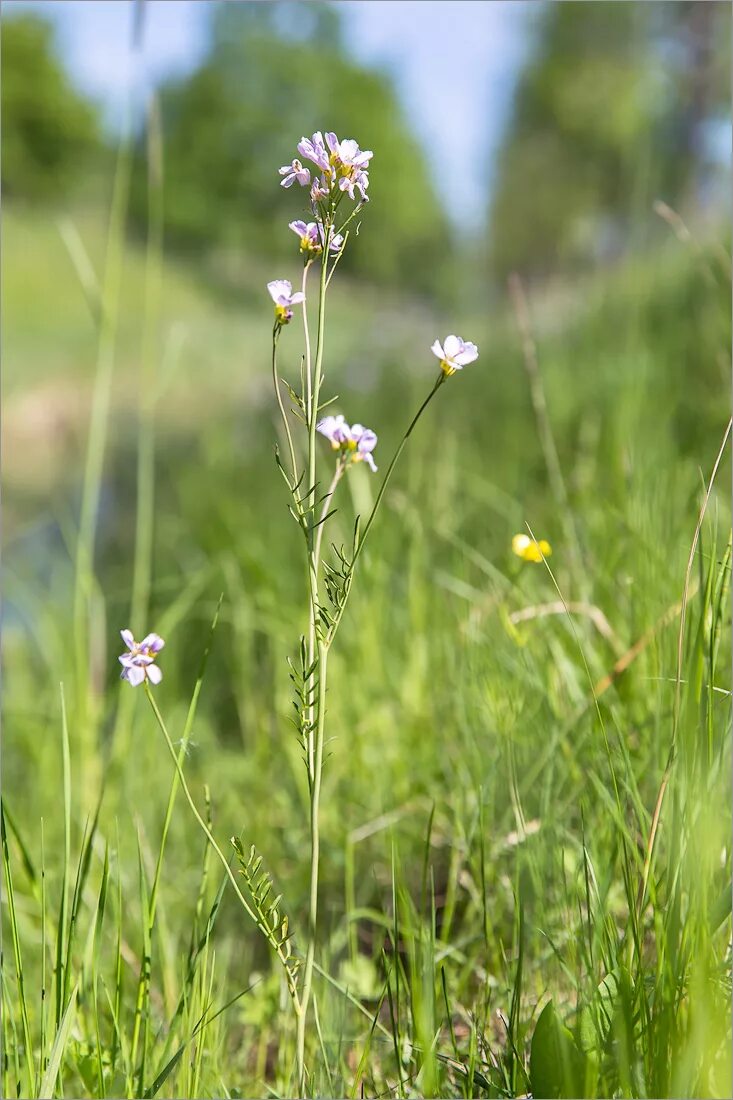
[5,0,534,224]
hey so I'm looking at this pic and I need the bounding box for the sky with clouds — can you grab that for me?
[4,0,535,224]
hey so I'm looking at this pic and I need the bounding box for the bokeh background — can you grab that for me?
[3,2,732,1097]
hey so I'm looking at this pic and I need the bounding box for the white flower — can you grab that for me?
[278,159,311,188]
[316,415,378,472]
[267,279,306,325]
[119,629,165,686]
[430,334,479,376]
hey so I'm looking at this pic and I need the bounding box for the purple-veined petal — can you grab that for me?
[124,664,146,687]
[120,628,135,650]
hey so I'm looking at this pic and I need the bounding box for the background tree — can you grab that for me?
[486,1,730,280]
[131,1,452,297]
[1,14,101,202]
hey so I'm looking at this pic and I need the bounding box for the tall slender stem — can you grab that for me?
[304,243,330,777]
[272,330,300,487]
[72,95,134,797]
[313,462,345,569]
[297,228,331,1095]
[326,374,445,646]
[302,263,313,423]
[296,641,328,1095]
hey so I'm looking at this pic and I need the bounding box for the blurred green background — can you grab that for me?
[2,2,731,1097]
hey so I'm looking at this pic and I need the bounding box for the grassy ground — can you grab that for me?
[3,198,731,1098]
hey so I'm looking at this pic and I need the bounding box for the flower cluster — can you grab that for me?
[317,415,378,472]
[119,629,165,686]
[289,220,344,257]
[431,335,479,377]
[279,131,372,204]
[267,279,305,326]
[512,533,552,563]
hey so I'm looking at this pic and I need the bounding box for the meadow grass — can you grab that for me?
[3,185,731,1098]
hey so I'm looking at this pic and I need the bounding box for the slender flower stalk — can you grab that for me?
[124,125,481,1098]
[143,684,301,1004]
[296,220,331,1095]
[272,327,300,488]
[264,133,480,1095]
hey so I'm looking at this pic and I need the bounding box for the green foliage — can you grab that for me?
[4,196,730,1096]
[2,2,731,1084]
[488,2,731,277]
[530,1001,589,1098]
[130,2,451,297]
[1,15,101,202]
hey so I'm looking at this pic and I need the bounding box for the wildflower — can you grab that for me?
[317,415,378,472]
[316,414,351,448]
[297,132,331,174]
[267,279,306,325]
[430,335,479,377]
[289,220,344,256]
[325,132,372,200]
[278,159,311,188]
[119,629,165,686]
[512,533,552,563]
[350,423,378,471]
[310,175,330,204]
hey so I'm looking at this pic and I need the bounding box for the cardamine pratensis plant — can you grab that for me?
[124,129,478,1097]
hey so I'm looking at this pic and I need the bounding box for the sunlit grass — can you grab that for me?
[3,179,731,1097]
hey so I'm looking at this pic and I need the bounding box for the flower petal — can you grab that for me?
[124,664,146,687]
[430,339,445,360]
[442,335,462,359]
[146,664,163,685]
[454,341,479,366]
[120,628,135,650]
[267,279,291,304]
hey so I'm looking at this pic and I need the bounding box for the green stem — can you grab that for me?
[305,239,330,781]
[143,685,301,1007]
[272,328,300,487]
[302,262,313,424]
[327,373,445,645]
[296,641,329,1096]
[72,98,134,790]
[313,461,345,569]
[297,226,332,1094]
[130,94,163,637]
